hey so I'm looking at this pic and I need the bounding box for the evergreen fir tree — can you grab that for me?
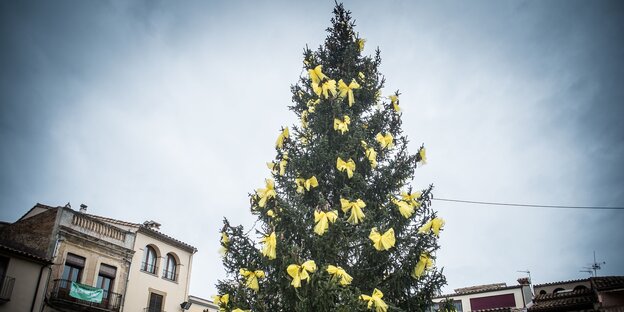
[215,4,446,312]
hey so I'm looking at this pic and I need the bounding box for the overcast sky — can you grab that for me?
[1,0,623,299]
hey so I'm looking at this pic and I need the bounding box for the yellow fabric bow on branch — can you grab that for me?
[232,309,250,312]
[400,191,421,207]
[260,231,277,260]
[314,210,338,236]
[256,179,277,208]
[336,157,356,178]
[287,260,317,288]
[307,99,320,113]
[419,147,427,164]
[321,79,337,99]
[369,227,396,251]
[360,288,388,312]
[212,293,229,306]
[412,253,434,278]
[389,95,400,112]
[327,265,353,286]
[295,176,318,193]
[361,141,378,168]
[276,127,289,149]
[357,38,366,52]
[219,232,229,256]
[266,161,277,175]
[333,115,351,134]
[392,198,415,219]
[375,133,394,150]
[419,217,445,237]
[308,65,327,85]
[279,152,288,176]
[340,198,366,224]
[338,79,361,106]
[240,269,265,291]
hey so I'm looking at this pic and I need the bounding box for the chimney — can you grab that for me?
[79,204,88,213]
[517,277,531,285]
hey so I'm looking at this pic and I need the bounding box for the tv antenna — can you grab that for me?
[580,251,605,277]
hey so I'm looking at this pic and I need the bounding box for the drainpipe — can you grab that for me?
[30,263,48,312]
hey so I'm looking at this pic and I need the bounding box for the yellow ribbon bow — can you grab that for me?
[308,65,327,85]
[340,198,366,224]
[279,152,288,176]
[400,191,421,207]
[266,161,278,174]
[306,98,320,113]
[276,127,289,149]
[256,179,277,208]
[219,232,229,256]
[327,265,353,286]
[333,115,351,134]
[419,217,445,237]
[212,293,229,306]
[369,227,396,251]
[389,95,400,112]
[314,210,338,236]
[360,288,388,312]
[375,133,394,150]
[336,157,356,178]
[419,147,427,164]
[321,79,337,99]
[361,141,378,168]
[338,79,361,106]
[239,269,265,291]
[392,199,414,219]
[287,260,317,288]
[232,309,250,312]
[412,253,434,278]
[260,231,277,260]
[357,38,366,52]
[295,176,318,193]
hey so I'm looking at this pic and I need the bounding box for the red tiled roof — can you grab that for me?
[533,278,589,288]
[530,288,596,311]
[0,243,52,263]
[591,276,624,291]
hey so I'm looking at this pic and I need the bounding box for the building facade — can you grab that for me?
[531,276,624,312]
[0,203,197,312]
[431,278,533,312]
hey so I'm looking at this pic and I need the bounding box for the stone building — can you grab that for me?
[0,203,198,312]
[531,276,624,312]
[430,278,533,312]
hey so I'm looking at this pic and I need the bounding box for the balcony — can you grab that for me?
[162,269,178,282]
[141,261,158,275]
[48,279,122,311]
[0,275,15,302]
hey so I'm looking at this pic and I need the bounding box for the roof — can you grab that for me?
[533,278,589,288]
[529,288,595,311]
[591,276,624,291]
[139,226,198,253]
[435,284,523,298]
[0,243,53,264]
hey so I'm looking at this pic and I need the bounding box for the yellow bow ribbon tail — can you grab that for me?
[419,147,427,164]
[308,65,327,85]
[375,132,394,150]
[232,309,250,312]
[239,269,265,291]
[338,79,361,106]
[260,232,277,260]
[340,198,366,224]
[314,210,338,236]
[360,288,388,312]
[336,157,356,178]
[279,152,289,176]
[419,217,445,236]
[212,293,229,306]
[389,95,400,112]
[276,127,289,149]
[287,260,317,288]
[412,253,434,278]
[295,176,319,193]
[327,265,353,286]
[256,179,277,208]
[321,79,337,99]
[393,199,415,219]
[333,115,351,134]
[369,227,396,251]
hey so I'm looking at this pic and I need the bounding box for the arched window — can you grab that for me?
[539,290,547,295]
[142,246,157,274]
[163,253,177,281]
[553,287,565,294]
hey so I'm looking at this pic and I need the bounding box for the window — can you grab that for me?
[148,292,164,312]
[96,263,116,302]
[62,253,85,283]
[163,253,177,281]
[142,246,157,274]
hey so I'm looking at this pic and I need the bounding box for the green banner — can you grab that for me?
[69,282,103,303]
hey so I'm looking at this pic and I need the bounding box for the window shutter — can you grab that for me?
[65,253,86,267]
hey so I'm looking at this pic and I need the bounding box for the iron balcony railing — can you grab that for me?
[0,275,15,302]
[141,261,158,275]
[49,279,122,311]
[162,269,178,282]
